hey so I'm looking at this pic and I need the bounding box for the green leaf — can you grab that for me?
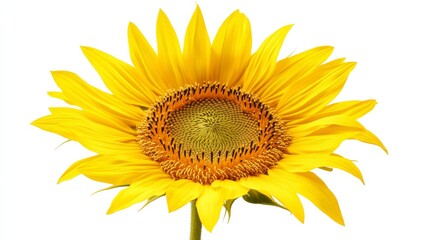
[242,190,289,211]
[223,198,236,222]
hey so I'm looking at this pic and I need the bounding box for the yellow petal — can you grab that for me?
[108,172,173,214]
[196,186,223,232]
[274,170,345,225]
[50,71,142,127]
[211,180,248,200]
[288,130,361,155]
[240,173,305,223]
[184,6,211,84]
[316,100,377,119]
[278,154,364,183]
[288,115,365,138]
[48,91,68,102]
[274,46,334,84]
[277,61,356,120]
[32,114,76,140]
[291,100,377,125]
[58,154,159,185]
[32,108,141,156]
[128,22,168,95]
[166,180,203,212]
[195,180,248,232]
[260,46,334,105]
[242,25,293,94]
[48,107,135,138]
[211,10,251,86]
[157,9,185,88]
[353,129,388,153]
[81,46,156,106]
[58,155,100,183]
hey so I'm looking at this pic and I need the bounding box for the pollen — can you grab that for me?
[137,83,291,184]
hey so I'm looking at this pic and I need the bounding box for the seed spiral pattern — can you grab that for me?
[168,98,259,157]
[137,83,291,184]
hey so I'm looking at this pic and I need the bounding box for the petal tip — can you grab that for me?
[296,214,305,224]
[347,61,357,69]
[57,178,70,185]
[128,22,138,32]
[194,3,202,12]
[30,119,38,127]
[80,46,94,57]
[106,204,118,215]
[157,8,167,18]
[57,175,67,184]
[80,46,98,57]
[80,45,90,51]
[337,216,345,226]
[319,45,335,54]
[50,70,70,81]
[31,118,45,128]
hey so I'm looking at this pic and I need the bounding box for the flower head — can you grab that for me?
[33,6,386,232]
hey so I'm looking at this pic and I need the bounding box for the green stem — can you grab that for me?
[190,200,202,240]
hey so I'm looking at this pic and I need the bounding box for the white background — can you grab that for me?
[1,0,428,239]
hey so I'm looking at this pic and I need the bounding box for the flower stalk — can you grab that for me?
[190,200,202,240]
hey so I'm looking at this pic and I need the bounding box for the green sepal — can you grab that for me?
[223,198,236,222]
[55,140,72,150]
[139,195,164,211]
[242,190,288,211]
[319,166,333,171]
[92,185,129,195]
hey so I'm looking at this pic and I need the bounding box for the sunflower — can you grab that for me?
[32,6,386,234]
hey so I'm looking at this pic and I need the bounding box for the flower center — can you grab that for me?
[168,98,259,158]
[137,83,291,184]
